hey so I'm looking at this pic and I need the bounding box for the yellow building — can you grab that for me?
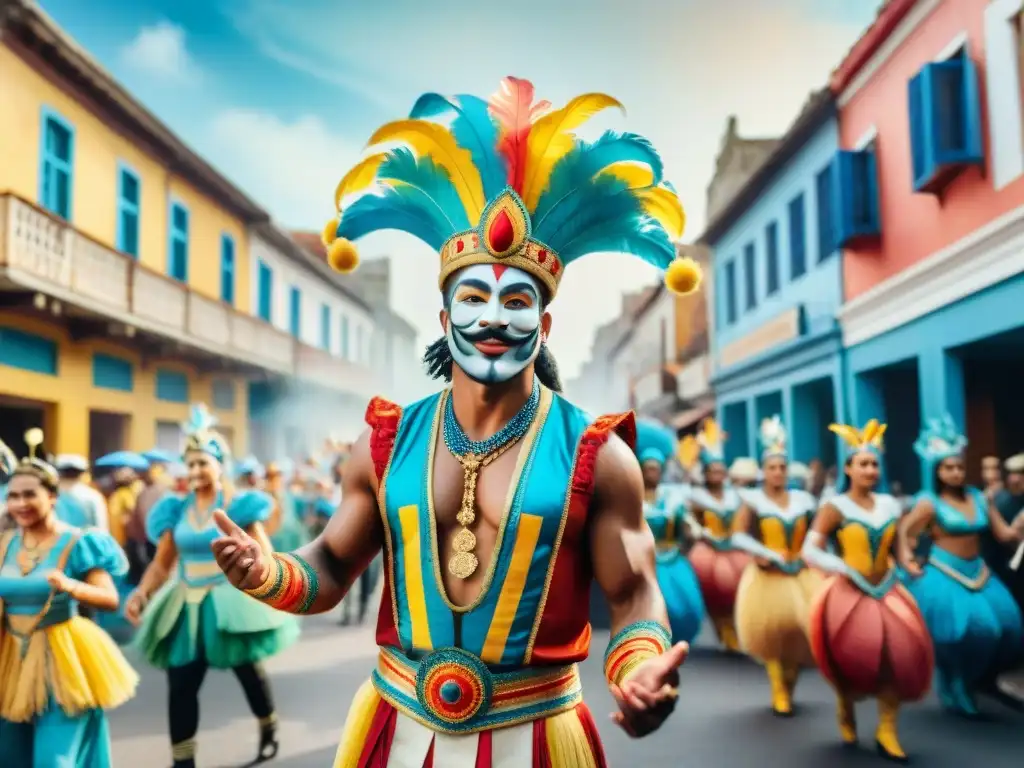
[0,1,297,459]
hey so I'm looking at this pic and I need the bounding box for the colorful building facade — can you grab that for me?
[834,0,1024,487]
[703,95,854,467]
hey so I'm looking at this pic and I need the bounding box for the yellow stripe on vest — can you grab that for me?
[398,504,433,651]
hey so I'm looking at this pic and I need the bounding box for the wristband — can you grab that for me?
[604,620,671,687]
[243,553,319,614]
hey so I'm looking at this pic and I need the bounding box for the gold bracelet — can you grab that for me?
[244,557,282,599]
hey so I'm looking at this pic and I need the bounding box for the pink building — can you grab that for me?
[832,0,1024,487]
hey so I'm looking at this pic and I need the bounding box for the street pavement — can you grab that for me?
[110,614,1023,768]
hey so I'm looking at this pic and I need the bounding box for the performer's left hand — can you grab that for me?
[609,641,688,737]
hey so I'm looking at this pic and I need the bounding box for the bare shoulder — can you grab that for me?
[342,427,377,494]
[592,431,644,519]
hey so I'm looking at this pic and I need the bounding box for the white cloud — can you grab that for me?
[119,22,201,84]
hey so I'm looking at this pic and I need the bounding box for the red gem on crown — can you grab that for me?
[488,208,515,253]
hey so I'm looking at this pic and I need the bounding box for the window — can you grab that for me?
[340,315,350,359]
[92,353,133,392]
[0,326,58,375]
[168,201,189,282]
[212,379,236,410]
[116,165,140,258]
[833,147,881,247]
[788,194,806,280]
[724,261,737,325]
[155,369,189,403]
[764,222,780,296]
[742,242,757,310]
[289,286,301,338]
[39,108,74,220]
[815,164,835,261]
[257,260,273,322]
[220,234,236,305]
[907,48,983,193]
[320,303,331,350]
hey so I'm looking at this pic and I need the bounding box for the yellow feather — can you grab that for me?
[862,419,880,444]
[334,153,388,209]
[701,418,721,448]
[639,185,686,240]
[828,424,862,448]
[366,120,486,222]
[871,424,888,447]
[598,162,655,189]
[521,93,625,210]
[678,436,700,470]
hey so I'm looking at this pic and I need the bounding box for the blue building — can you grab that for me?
[702,92,850,467]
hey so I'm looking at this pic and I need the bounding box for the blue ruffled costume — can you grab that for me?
[0,528,138,768]
[133,490,299,669]
[903,487,1023,713]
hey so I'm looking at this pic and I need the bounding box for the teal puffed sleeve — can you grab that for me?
[67,529,130,580]
[146,495,187,545]
[228,490,273,528]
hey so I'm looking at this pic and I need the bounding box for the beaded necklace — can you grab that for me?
[441,382,540,579]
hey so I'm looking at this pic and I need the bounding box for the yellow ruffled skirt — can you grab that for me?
[0,617,139,723]
[735,564,822,666]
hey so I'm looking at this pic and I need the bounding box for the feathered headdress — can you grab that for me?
[913,415,967,493]
[678,435,700,472]
[758,416,788,461]
[696,418,725,465]
[182,404,231,466]
[11,428,59,491]
[635,419,677,468]
[321,77,702,300]
[830,419,887,455]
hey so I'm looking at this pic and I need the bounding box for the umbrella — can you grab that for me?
[142,448,178,465]
[94,451,150,471]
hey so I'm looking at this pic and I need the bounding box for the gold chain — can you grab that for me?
[447,437,522,580]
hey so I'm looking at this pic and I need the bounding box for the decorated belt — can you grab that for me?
[847,568,898,599]
[372,646,583,735]
[701,533,733,552]
[927,554,990,592]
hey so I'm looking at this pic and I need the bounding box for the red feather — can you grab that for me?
[488,76,550,195]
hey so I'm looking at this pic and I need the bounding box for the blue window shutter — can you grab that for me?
[257,261,273,322]
[0,326,58,375]
[834,150,881,247]
[765,222,779,295]
[220,234,236,305]
[788,194,806,279]
[289,287,301,337]
[155,369,189,403]
[815,165,835,261]
[168,202,190,282]
[38,108,74,220]
[320,303,331,350]
[116,165,140,258]
[92,353,133,391]
[724,261,737,324]
[908,70,931,189]
[743,243,756,310]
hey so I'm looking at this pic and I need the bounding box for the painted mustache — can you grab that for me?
[454,324,532,345]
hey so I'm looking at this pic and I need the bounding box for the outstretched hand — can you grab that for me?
[610,641,688,738]
[211,510,268,590]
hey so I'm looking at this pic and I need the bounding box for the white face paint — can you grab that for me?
[444,264,543,384]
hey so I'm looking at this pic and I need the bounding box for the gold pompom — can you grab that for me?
[321,216,340,247]
[326,237,360,274]
[665,256,702,295]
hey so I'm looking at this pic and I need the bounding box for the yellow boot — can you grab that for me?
[716,619,740,653]
[875,693,908,763]
[765,660,792,716]
[783,663,800,699]
[836,695,857,745]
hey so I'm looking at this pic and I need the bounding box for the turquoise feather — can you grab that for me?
[376,149,470,231]
[534,175,645,258]
[409,93,507,200]
[532,132,664,233]
[561,218,676,270]
[337,187,454,250]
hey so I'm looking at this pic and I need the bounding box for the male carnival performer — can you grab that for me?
[211,76,702,767]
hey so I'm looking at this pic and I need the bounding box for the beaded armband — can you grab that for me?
[603,620,671,687]
[244,553,319,614]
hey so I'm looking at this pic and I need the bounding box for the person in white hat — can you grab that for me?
[55,454,108,532]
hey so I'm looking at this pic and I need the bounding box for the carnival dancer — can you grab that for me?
[0,429,137,767]
[209,76,702,767]
[805,420,933,762]
[728,457,759,489]
[687,419,748,653]
[635,420,705,646]
[731,416,821,716]
[265,461,308,554]
[125,405,299,768]
[898,415,1023,717]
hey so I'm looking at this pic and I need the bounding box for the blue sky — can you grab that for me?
[39,0,880,384]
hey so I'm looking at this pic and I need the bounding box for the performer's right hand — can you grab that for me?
[898,550,922,578]
[212,509,269,590]
[124,590,146,626]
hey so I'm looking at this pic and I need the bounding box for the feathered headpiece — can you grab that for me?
[696,418,725,465]
[0,438,15,482]
[830,419,887,456]
[182,404,231,466]
[913,414,967,463]
[759,416,788,461]
[321,77,702,300]
[11,428,59,491]
[678,435,700,472]
[635,419,677,468]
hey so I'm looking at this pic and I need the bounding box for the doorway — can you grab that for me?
[88,411,129,463]
[878,361,922,493]
[0,397,47,460]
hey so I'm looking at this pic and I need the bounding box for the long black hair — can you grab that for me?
[422,336,563,392]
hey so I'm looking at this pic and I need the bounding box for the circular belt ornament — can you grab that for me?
[416,648,493,726]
